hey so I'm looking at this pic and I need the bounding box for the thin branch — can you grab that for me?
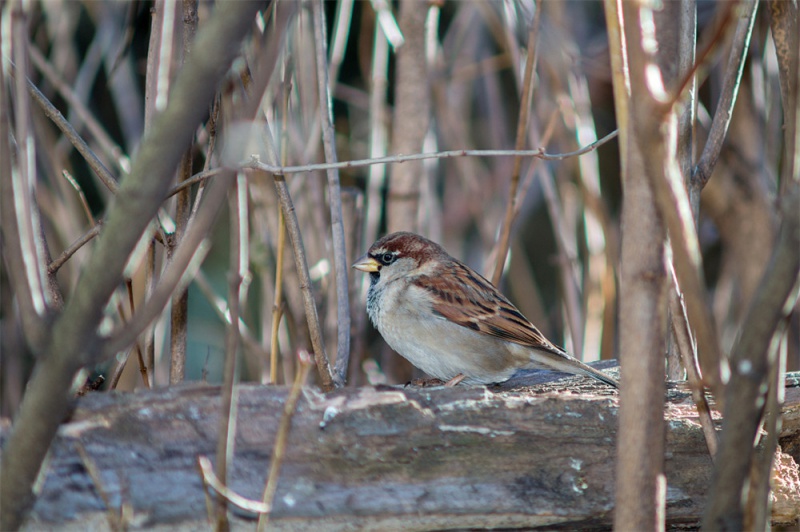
[748,326,788,530]
[11,6,51,319]
[256,351,312,530]
[169,0,199,385]
[214,177,245,531]
[268,169,336,391]
[269,65,292,385]
[198,456,269,514]
[692,0,758,189]
[0,8,49,355]
[668,263,718,460]
[168,167,224,197]
[247,129,619,175]
[312,0,350,386]
[28,45,132,174]
[666,0,739,110]
[491,2,541,286]
[14,66,120,194]
[47,224,103,274]
[166,134,620,197]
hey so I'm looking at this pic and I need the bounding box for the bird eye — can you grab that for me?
[380,252,395,265]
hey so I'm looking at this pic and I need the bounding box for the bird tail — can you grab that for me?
[574,361,619,388]
[529,348,620,388]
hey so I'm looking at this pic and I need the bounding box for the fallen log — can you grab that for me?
[8,368,800,530]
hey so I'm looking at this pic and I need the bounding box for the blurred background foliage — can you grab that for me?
[1,0,796,416]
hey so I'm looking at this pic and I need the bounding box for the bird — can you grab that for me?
[352,232,619,388]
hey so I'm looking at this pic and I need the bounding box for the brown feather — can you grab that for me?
[414,259,569,359]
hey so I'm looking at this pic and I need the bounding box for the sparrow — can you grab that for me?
[353,232,619,388]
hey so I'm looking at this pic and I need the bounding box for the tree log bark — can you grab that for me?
[7,367,800,531]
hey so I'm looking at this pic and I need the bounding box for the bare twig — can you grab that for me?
[666,1,739,110]
[48,224,103,274]
[28,45,131,174]
[103,230,212,357]
[74,441,125,530]
[169,0,199,385]
[16,68,119,194]
[10,5,52,324]
[198,456,270,514]
[168,168,224,198]
[193,271,268,362]
[491,3,540,286]
[692,0,758,189]
[214,176,246,531]
[248,130,619,176]
[668,263,718,460]
[311,0,350,386]
[269,169,336,391]
[269,66,292,385]
[257,351,312,531]
[0,20,49,355]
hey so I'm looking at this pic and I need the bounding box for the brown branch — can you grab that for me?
[256,352,312,530]
[169,0,199,385]
[7,5,54,339]
[28,45,131,174]
[16,67,120,194]
[692,0,759,189]
[386,0,430,233]
[47,224,103,274]
[491,3,541,286]
[666,0,740,111]
[312,0,350,385]
[214,178,245,531]
[614,2,670,529]
[270,171,336,391]
[702,182,800,530]
[668,263,719,460]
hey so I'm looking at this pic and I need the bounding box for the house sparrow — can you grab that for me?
[353,232,619,388]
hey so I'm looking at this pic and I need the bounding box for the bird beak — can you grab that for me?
[352,255,380,273]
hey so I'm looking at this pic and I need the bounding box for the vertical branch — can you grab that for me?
[214,176,246,531]
[270,169,336,391]
[363,23,390,259]
[256,351,312,531]
[702,184,800,530]
[692,0,758,191]
[386,0,430,233]
[613,2,669,530]
[269,68,292,385]
[311,0,350,385]
[491,5,540,286]
[668,263,718,459]
[668,0,697,381]
[169,0,199,384]
[0,5,48,354]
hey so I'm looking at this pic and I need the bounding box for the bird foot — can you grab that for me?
[405,374,466,387]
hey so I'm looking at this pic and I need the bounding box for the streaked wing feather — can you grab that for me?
[416,261,565,357]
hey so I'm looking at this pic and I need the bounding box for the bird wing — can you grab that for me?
[414,260,567,357]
